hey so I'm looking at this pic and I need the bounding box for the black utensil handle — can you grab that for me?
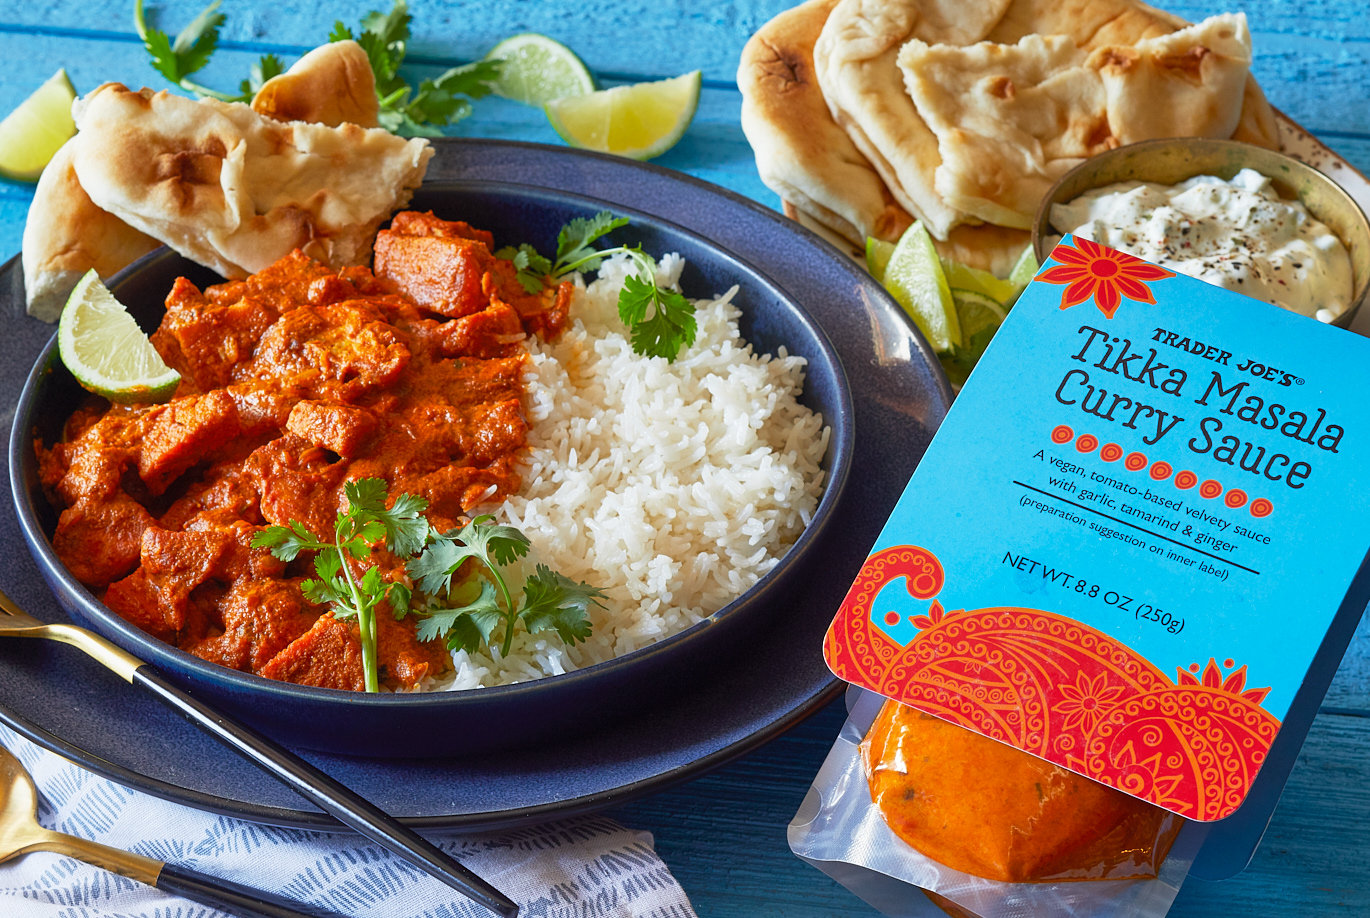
[132,667,519,918]
[157,863,347,918]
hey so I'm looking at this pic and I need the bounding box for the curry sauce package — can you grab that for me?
[790,689,1204,918]
[792,238,1370,915]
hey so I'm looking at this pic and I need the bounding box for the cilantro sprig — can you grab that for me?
[407,515,603,657]
[134,0,499,134]
[498,211,698,361]
[251,479,602,691]
[328,1,502,136]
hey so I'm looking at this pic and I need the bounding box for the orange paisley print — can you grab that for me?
[825,545,1280,821]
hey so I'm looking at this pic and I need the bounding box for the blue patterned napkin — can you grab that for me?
[0,726,697,918]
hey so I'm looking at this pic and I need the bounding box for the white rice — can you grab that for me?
[431,253,830,689]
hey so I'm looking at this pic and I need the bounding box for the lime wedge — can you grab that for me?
[483,33,596,105]
[0,69,76,182]
[865,237,895,283]
[58,270,180,404]
[940,290,1009,387]
[881,221,961,353]
[545,70,701,160]
[942,260,1018,305]
[951,288,1007,342]
[1007,244,1041,292]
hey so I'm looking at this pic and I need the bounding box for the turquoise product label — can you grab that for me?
[824,236,1370,820]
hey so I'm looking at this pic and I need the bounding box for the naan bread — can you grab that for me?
[739,0,912,246]
[70,83,432,280]
[813,0,1012,238]
[744,0,1280,258]
[901,14,1255,228]
[21,141,160,321]
[251,40,380,127]
[738,0,1031,269]
[984,0,1278,146]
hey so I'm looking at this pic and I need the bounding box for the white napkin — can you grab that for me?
[0,726,698,918]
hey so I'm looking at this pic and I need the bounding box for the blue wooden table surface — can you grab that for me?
[0,1,1366,915]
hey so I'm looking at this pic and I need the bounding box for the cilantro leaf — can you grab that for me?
[502,210,699,361]
[342,478,430,558]
[134,0,234,100]
[405,515,528,595]
[251,520,325,562]
[170,1,224,74]
[415,580,502,652]
[519,564,603,645]
[396,61,502,135]
[495,244,554,294]
[554,213,630,274]
[619,274,698,361]
[386,581,412,619]
[235,54,285,102]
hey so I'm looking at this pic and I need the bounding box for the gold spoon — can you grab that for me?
[0,741,351,918]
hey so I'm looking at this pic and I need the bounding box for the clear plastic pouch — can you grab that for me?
[788,689,1202,918]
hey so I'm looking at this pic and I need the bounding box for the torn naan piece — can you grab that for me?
[814,0,1012,239]
[21,141,161,321]
[900,13,1256,228]
[739,0,912,246]
[983,0,1279,148]
[69,83,432,280]
[251,39,380,128]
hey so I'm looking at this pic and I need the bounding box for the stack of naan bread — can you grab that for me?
[22,41,432,320]
[738,0,1280,274]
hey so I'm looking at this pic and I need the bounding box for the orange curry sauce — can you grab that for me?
[37,212,571,692]
[862,699,1180,883]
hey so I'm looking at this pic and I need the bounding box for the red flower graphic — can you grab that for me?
[1037,237,1175,319]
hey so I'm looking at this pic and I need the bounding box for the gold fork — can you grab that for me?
[0,585,519,918]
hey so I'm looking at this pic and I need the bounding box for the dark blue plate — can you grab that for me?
[0,139,951,829]
[12,179,856,757]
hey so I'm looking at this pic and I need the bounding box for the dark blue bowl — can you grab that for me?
[11,180,854,757]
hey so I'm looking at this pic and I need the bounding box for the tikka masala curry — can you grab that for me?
[37,212,570,692]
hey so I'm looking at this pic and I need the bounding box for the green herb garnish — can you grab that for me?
[498,211,698,361]
[328,1,502,136]
[407,515,602,657]
[133,0,499,134]
[252,479,602,691]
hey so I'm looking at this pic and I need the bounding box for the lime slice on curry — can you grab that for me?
[484,32,596,105]
[882,221,962,353]
[545,70,701,160]
[58,270,180,404]
[0,68,76,182]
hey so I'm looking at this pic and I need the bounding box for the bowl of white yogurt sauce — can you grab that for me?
[1031,138,1370,327]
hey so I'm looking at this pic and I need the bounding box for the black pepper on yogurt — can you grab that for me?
[1050,168,1353,322]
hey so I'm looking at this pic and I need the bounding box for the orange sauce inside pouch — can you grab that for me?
[861,699,1182,883]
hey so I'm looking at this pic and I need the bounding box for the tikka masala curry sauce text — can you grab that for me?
[37,212,570,692]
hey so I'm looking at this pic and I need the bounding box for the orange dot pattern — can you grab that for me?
[1054,425,1273,517]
